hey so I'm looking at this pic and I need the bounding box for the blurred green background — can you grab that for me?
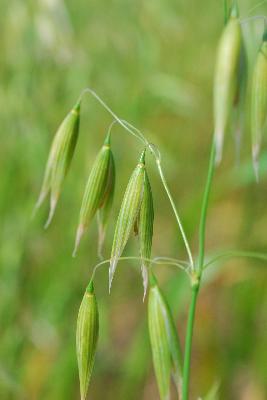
[1,0,267,399]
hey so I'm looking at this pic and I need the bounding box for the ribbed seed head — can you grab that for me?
[138,170,154,299]
[97,150,115,259]
[35,100,81,227]
[148,274,183,400]
[109,150,146,290]
[76,281,99,400]
[233,39,247,160]
[73,133,115,256]
[251,31,267,180]
[213,4,242,163]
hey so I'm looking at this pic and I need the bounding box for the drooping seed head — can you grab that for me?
[251,28,267,180]
[73,133,115,256]
[148,273,183,400]
[138,170,154,299]
[97,148,115,259]
[233,39,248,161]
[35,100,81,227]
[76,281,99,400]
[213,2,242,163]
[109,150,146,291]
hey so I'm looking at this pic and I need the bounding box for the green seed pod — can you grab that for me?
[138,170,154,299]
[251,30,267,180]
[97,150,116,259]
[76,281,99,400]
[109,150,146,290]
[35,100,81,227]
[213,2,242,163]
[148,273,183,400]
[233,40,247,161]
[73,133,115,256]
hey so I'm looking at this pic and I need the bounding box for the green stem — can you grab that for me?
[182,282,199,400]
[203,250,267,270]
[182,140,216,399]
[156,160,194,269]
[198,140,216,271]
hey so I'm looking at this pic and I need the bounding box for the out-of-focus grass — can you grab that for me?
[0,0,267,399]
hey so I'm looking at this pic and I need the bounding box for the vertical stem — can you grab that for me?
[182,282,199,400]
[198,140,216,271]
[182,140,216,399]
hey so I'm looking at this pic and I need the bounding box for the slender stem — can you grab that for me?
[198,140,216,271]
[182,282,199,400]
[246,1,267,17]
[182,139,216,399]
[80,88,146,144]
[203,250,267,270]
[156,160,194,269]
[91,255,190,281]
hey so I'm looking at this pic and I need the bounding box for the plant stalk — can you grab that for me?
[182,282,199,400]
[198,140,216,271]
[156,160,194,269]
[182,140,216,400]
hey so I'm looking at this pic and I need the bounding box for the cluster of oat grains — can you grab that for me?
[34,1,267,399]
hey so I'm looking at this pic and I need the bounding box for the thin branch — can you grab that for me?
[203,250,267,270]
[90,255,190,282]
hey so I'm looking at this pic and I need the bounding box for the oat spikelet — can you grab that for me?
[35,100,81,226]
[109,150,146,291]
[148,273,183,400]
[138,170,154,300]
[251,29,267,180]
[73,133,115,256]
[76,281,99,400]
[213,3,242,163]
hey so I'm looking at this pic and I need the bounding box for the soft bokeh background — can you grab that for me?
[1,0,267,399]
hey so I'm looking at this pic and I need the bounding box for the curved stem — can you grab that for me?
[182,283,199,400]
[198,140,216,272]
[203,250,267,270]
[152,256,190,267]
[246,1,267,16]
[80,88,146,145]
[90,255,190,281]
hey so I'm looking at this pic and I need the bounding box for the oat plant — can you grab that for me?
[34,1,267,399]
